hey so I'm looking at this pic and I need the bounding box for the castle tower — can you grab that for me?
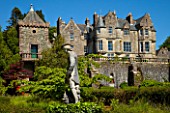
[18,4,51,61]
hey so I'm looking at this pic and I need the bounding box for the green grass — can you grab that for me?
[0,93,170,113]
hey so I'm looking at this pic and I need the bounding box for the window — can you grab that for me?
[32,30,36,33]
[140,42,143,52]
[84,46,87,52]
[98,40,103,50]
[145,29,149,35]
[98,28,101,33]
[145,42,150,52]
[123,42,131,52]
[124,29,129,35]
[108,27,112,34]
[108,41,113,51]
[84,34,87,40]
[70,25,73,30]
[71,45,74,48]
[70,33,74,40]
[140,29,143,36]
[108,53,114,60]
[108,53,114,57]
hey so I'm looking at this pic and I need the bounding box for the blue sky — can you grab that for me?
[0,0,170,49]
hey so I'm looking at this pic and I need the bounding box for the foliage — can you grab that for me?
[2,61,33,80]
[8,7,23,27]
[140,80,170,87]
[36,10,46,22]
[78,55,101,87]
[19,67,67,100]
[3,27,19,54]
[160,36,170,50]
[81,85,170,106]
[49,26,57,43]
[0,77,7,95]
[37,34,69,69]
[0,29,20,75]
[92,74,111,85]
[119,81,128,89]
[46,102,102,113]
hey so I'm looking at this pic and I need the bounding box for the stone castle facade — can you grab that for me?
[18,5,157,59]
[58,11,156,58]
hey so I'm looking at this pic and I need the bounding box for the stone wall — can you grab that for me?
[92,61,169,87]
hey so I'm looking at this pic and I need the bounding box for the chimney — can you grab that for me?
[57,17,62,35]
[85,18,90,26]
[126,13,133,24]
[93,12,98,27]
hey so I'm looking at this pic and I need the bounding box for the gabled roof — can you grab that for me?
[135,15,145,25]
[77,24,86,32]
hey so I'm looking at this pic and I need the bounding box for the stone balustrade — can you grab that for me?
[21,53,42,61]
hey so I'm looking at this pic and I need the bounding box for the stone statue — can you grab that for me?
[62,43,80,103]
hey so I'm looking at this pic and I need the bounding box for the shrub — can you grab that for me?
[19,67,67,100]
[119,81,128,89]
[46,102,102,113]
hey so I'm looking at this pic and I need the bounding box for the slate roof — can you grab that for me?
[18,5,49,27]
[116,19,137,30]
[135,15,145,25]
[23,11,45,24]
[77,24,86,32]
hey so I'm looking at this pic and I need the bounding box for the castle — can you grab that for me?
[57,11,156,58]
[16,5,170,85]
[18,5,157,60]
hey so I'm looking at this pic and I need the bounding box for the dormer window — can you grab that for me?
[108,26,112,34]
[124,29,129,35]
[145,29,149,35]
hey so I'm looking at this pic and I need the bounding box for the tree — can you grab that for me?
[160,36,170,50]
[37,34,69,69]
[49,26,57,43]
[3,27,19,55]
[2,62,33,80]
[8,7,23,27]
[0,29,20,75]
[36,10,46,22]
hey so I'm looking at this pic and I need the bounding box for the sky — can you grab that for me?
[0,0,170,49]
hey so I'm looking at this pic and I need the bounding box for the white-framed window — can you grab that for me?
[108,26,112,34]
[108,41,113,51]
[98,40,103,50]
[145,42,150,52]
[145,29,149,35]
[140,42,143,52]
[123,42,131,52]
[124,29,129,35]
[70,33,74,40]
